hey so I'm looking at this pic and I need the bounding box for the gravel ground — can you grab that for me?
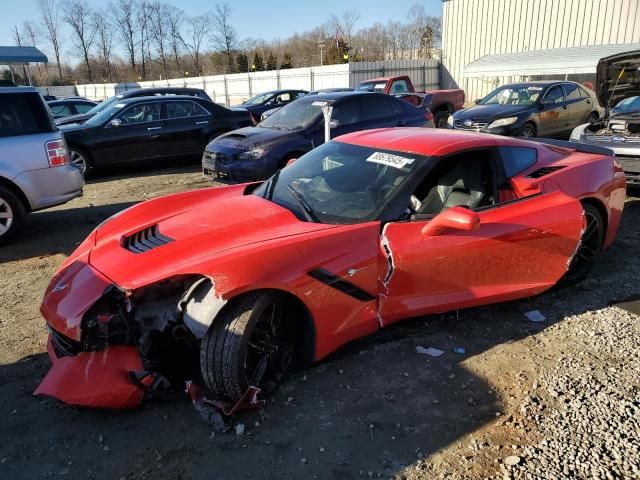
[1,164,639,479]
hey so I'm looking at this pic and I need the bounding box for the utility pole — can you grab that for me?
[318,40,325,66]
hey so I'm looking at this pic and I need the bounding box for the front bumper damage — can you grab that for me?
[36,261,201,409]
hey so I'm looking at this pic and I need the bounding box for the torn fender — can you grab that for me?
[34,342,144,409]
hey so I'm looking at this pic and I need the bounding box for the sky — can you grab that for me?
[0,0,442,63]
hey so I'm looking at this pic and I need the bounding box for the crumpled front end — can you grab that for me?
[37,258,203,409]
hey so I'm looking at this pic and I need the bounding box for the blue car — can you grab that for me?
[203,91,434,182]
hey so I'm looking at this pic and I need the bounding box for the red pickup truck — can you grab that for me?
[356,76,465,128]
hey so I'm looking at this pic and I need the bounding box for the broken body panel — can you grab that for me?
[36,129,625,409]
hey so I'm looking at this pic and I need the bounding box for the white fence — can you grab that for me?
[68,59,441,106]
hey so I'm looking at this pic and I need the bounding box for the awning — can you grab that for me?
[464,43,640,78]
[0,46,48,65]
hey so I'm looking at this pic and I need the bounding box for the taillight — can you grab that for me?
[425,110,434,122]
[46,139,70,167]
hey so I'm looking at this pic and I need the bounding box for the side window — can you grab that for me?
[542,85,565,104]
[50,104,73,117]
[564,83,580,101]
[499,146,537,177]
[0,93,52,137]
[165,101,208,120]
[75,103,95,114]
[117,103,161,124]
[332,99,361,126]
[390,79,409,94]
[361,96,392,121]
[276,92,292,103]
[578,86,591,99]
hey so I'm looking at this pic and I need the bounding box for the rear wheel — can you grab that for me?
[0,186,26,246]
[517,122,536,138]
[200,292,295,401]
[69,147,90,175]
[561,203,604,285]
[434,110,450,129]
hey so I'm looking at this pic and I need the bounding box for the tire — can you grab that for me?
[0,186,26,246]
[560,203,605,286]
[200,292,295,401]
[517,122,536,138]
[434,111,450,129]
[586,112,599,124]
[68,147,90,175]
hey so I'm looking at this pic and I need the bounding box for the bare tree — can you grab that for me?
[330,9,361,45]
[149,1,169,79]
[210,3,237,73]
[93,10,114,81]
[182,14,209,75]
[63,0,97,82]
[37,0,64,80]
[137,1,153,79]
[12,25,30,80]
[112,0,137,75]
[166,5,184,75]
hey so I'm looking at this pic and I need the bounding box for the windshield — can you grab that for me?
[253,141,423,224]
[259,99,325,130]
[612,96,640,114]
[357,82,386,93]
[479,85,544,105]
[244,92,273,105]
[84,102,127,126]
[85,94,122,116]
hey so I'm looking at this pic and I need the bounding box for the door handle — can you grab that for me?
[147,126,162,131]
[195,121,209,125]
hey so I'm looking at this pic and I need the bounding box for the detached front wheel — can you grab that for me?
[200,292,295,401]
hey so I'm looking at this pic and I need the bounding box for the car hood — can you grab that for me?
[211,126,299,150]
[454,104,534,122]
[88,185,335,289]
[56,113,93,126]
[597,49,640,108]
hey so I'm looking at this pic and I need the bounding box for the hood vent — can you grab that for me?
[527,165,566,178]
[123,225,174,254]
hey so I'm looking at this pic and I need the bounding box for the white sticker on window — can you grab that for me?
[366,151,415,169]
[312,101,328,106]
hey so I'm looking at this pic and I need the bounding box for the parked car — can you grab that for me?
[356,76,465,128]
[47,98,98,119]
[0,87,84,245]
[35,129,625,408]
[260,88,355,121]
[237,89,309,123]
[61,95,253,174]
[570,49,640,186]
[449,81,603,139]
[203,91,434,182]
[55,87,213,126]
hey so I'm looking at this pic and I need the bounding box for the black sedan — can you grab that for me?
[56,87,213,126]
[238,89,308,123]
[61,95,253,174]
[47,99,98,119]
[203,91,434,182]
[448,81,602,138]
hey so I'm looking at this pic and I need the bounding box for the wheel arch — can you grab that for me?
[580,197,608,244]
[433,102,453,114]
[0,176,31,212]
[67,143,94,168]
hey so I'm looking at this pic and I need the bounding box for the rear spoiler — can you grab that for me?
[393,92,433,109]
[529,138,614,156]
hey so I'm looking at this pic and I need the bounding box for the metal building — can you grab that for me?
[441,0,640,102]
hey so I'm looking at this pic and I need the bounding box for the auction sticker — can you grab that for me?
[366,151,415,169]
[312,101,328,106]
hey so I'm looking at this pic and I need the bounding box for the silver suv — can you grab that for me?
[0,87,84,245]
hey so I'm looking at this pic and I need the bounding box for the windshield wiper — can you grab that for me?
[262,169,281,200]
[287,183,319,223]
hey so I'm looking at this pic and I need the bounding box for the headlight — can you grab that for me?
[447,115,454,127]
[237,147,265,160]
[487,117,518,129]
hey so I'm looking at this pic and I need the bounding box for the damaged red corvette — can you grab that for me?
[36,129,626,409]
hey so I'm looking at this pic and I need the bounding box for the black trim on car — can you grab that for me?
[308,268,376,302]
[530,138,614,156]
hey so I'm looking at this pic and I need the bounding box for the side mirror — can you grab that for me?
[421,206,480,237]
[286,157,297,166]
[108,118,122,128]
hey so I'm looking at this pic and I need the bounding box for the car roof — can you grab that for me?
[360,77,395,83]
[0,86,39,94]
[114,94,209,104]
[336,128,538,157]
[297,91,382,102]
[118,87,204,97]
[48,99,95,104]
[500,80,580,88]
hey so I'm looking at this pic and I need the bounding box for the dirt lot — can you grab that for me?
[1,165,639,480]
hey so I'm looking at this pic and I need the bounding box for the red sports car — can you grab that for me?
[36,129,626,409]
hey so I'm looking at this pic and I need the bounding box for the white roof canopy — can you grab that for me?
[464,43,640,78]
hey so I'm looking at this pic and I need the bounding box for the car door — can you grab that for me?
[563,83,591,130]
[359,95,400,130]
[377,148,584,325]
[162,100,212,157]
[93,101,163,164]
[328,98,363,139]
[537,85,569,137]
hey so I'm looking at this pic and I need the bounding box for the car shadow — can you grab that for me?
[85,159,202,184]
[0,201,636,479]
[0,202,136,264]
